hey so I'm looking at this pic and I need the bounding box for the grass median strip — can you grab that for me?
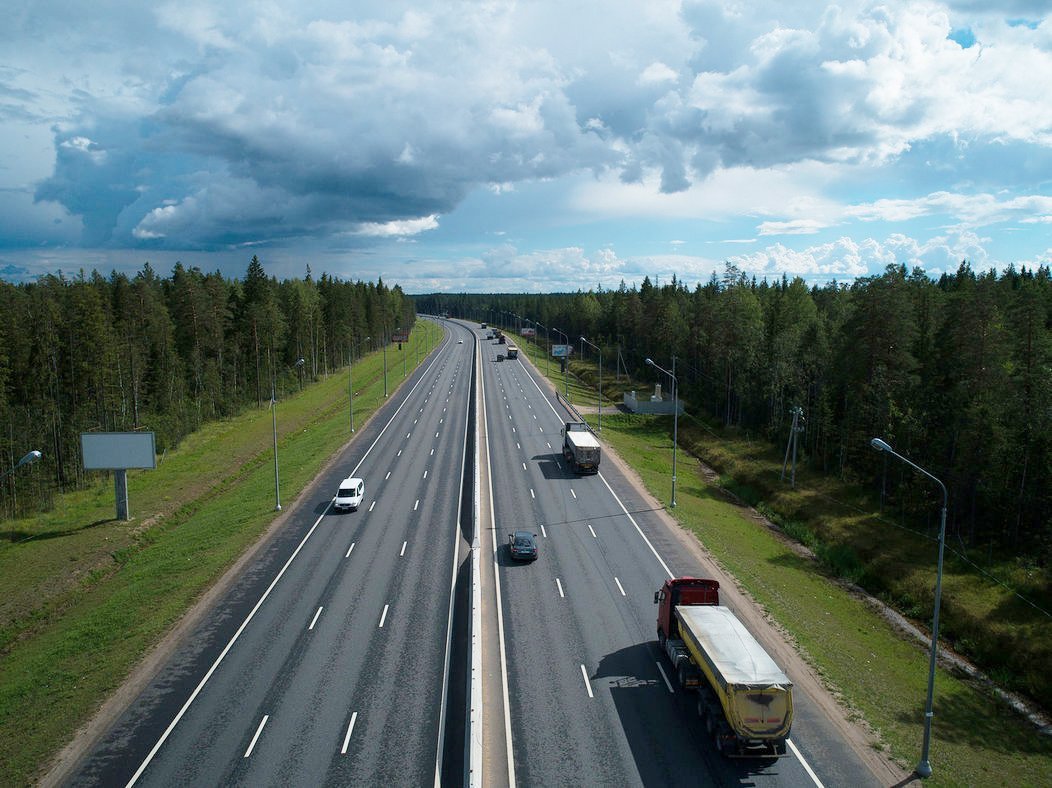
[0,327,435,785]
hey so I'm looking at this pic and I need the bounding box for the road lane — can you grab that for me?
[483,330,869,787]
[68,321,475,787]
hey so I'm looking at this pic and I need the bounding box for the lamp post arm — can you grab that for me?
[882,446,948,510]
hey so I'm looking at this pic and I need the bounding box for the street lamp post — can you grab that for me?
[552,327,569,399]
[1,449,42,481]
[383,330,388,398]
[646,357,678,508]
[294,357,305,391]
[579,336,603,432]
[534,320,550,376]
[870,437,948,779]
[349,336,370,433]
[271,382,281,511]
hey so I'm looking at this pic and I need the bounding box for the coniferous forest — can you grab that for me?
[0,256,415,518]
[416,262,1052,562]
[3,259,1050,564]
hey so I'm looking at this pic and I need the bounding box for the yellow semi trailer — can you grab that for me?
[655,577,793,757]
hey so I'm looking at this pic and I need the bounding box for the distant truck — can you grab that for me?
[506,345,518,359]
[654,577,793,757]
[481,322,487,329]
[560,422,600,473]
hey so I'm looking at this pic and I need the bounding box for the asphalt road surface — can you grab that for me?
[68,320,475,787]
[481,325,881,788]
[66,317,884,787]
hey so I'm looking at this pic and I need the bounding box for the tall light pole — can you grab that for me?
[271,382,281,511]
[383,328,389,398]
[552,327,569,399]
[294,357,305,391]
[535,320,551,376]
[349,336,369,433]
[580,336,603,432]
[646,357,678,508]
[1,449,42,481]
[870,437,948,780]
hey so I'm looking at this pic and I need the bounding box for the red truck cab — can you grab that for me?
[654,577,720,643]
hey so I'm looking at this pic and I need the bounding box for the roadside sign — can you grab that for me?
[551,344,573,358]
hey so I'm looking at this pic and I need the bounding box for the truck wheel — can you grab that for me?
[677,664,689,689]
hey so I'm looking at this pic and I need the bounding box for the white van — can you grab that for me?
[334,477,365,512]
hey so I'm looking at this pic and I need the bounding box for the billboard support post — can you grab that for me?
[115,470,129,521]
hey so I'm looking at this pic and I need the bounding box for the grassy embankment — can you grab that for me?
[516,333,1052,787]
[0,323,438,785]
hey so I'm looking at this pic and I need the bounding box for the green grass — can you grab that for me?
[517,341,1052,786]
[0,325,437,785]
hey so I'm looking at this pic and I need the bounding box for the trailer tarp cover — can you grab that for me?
[676,605,791,687]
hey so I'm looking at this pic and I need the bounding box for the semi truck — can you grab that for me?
[654,577,793,757]
[561,422,600,473]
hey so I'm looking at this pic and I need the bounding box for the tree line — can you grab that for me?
[416,262,1052,558]
[0,256,415,519]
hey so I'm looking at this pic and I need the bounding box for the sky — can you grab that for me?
[1,0,1050,293]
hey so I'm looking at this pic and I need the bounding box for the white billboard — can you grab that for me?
[81,432,157,470]
[519,327,536,337]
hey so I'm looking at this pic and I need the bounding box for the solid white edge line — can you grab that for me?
[655,662,674,694]
[787,738,825,787]
[341,712,358,754]
[519,348,827,785]
[555,578,565,598]
[379,604,389,628]
[614,577,626,596]
[125,339,453,784]
[580,665,594,698]
[308,606,323,631]
[243,715,268,758]
[433,327,472,787]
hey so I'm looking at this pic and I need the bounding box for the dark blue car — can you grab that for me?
[508,530,539,561]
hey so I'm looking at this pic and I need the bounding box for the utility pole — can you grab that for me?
[780,406,805,487]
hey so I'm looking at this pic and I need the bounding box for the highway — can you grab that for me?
[68,319,476,786]
[66,317,884,787]
[480,324,881,787]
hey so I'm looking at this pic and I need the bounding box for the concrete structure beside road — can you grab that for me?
[623,386,684,415]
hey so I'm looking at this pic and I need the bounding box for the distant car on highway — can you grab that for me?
[457,339,464,344]
[334,477,365,512]
[508,530,539,561]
